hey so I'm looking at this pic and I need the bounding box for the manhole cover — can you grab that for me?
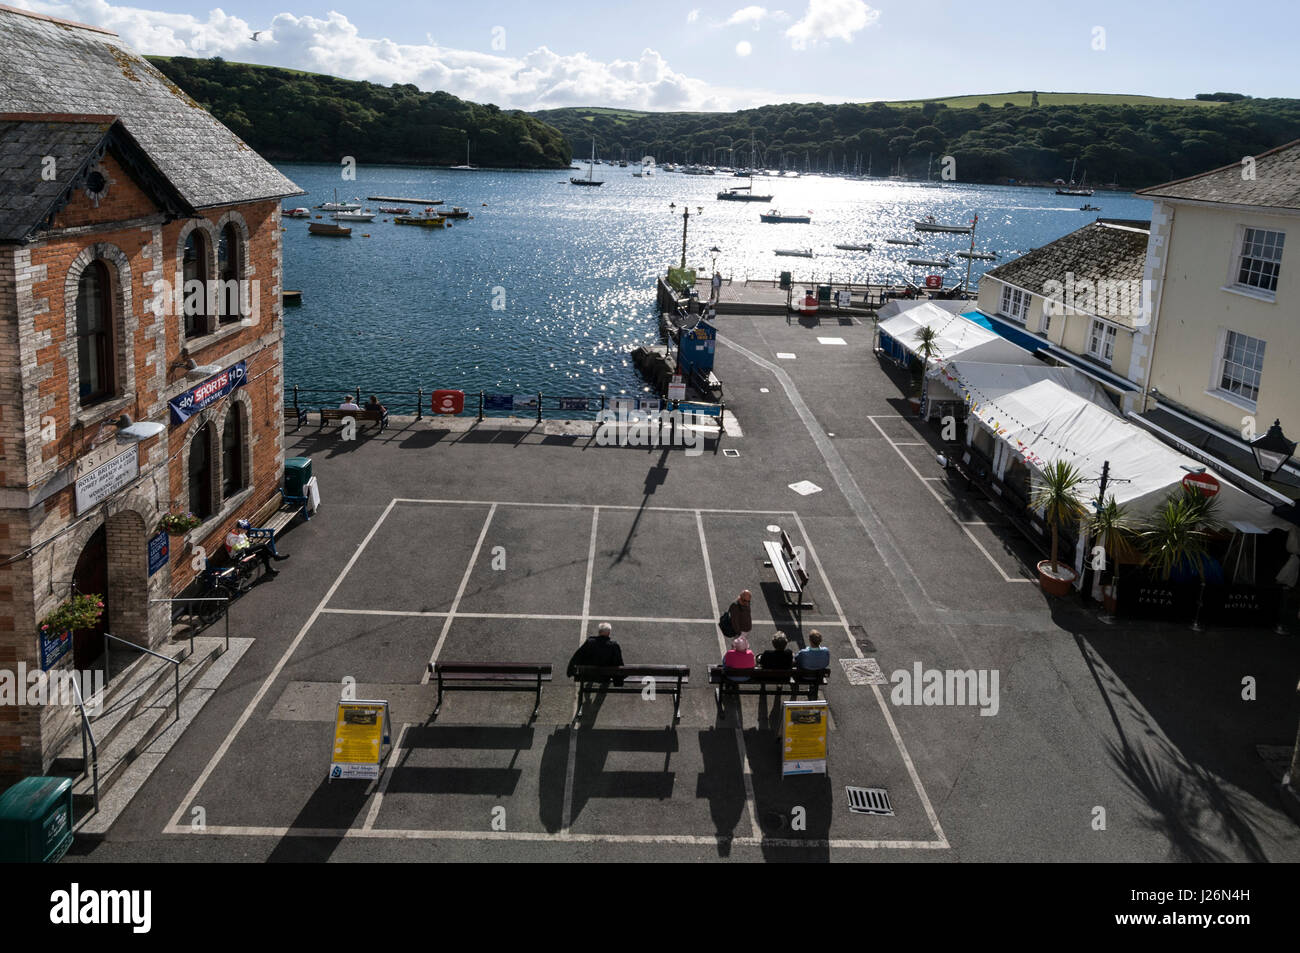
[849,624,875,652]
[788,480,822,496]
[846,786,894,816]
[840,658,887,686]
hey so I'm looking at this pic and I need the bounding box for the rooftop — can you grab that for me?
[0,5,302,211]
[1137,138,1300,210]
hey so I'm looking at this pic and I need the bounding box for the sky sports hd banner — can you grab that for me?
[168,361,247,424]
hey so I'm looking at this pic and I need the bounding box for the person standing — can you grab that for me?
[725,590,753,642]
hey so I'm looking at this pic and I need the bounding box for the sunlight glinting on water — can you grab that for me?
[278,162,1152,402]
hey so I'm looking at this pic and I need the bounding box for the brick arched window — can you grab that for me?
[183,230,209,338]
[75,260,116,406]
[216,222,242,324]
[188,422,214,519]
[221,403,246,499]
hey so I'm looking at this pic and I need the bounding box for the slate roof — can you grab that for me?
[0,115,195,242]
[0,5,302,210]
[1137,138,1300,209]
[984,220,1150,325]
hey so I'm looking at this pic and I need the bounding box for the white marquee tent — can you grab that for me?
[877,302,1032,366]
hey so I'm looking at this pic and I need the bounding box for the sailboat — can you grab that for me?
[571,139,604,187]
[449,139,478,171]
[309,189,353,236]
[1056,159,1093,196]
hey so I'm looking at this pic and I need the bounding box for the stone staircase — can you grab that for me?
[50,634,252,838]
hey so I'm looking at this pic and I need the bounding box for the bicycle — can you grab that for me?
[195,557,257,624]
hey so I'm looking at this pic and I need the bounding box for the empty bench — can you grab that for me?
[319,406,389,432]
[249,486,309,548]
[762,529,812,625]
[429,662,553,719]
[708,665,830,718]
[572,664,690,724]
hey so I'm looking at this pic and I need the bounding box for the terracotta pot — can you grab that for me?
[1037,560,1077,596]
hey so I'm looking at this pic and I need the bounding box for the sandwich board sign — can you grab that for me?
[781,699,829,776]
[329,699,391,780]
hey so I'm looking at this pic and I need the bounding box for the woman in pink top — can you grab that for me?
[722,635,755,682]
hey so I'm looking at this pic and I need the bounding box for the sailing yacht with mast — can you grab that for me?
[449,139,478,171]
[571,139,604,186]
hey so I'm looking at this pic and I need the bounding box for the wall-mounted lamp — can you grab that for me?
[1251,419,1297,481]
[115,413,165,442]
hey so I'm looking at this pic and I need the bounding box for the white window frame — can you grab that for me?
[999,282,1032,324]
[1086,319,1117,365]
[1228,225,1284,299]
[1212,328,1266,410]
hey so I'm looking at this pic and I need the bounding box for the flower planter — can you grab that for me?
[1037,560,1077,596]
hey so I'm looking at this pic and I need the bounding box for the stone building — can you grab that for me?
[0,6,302,783]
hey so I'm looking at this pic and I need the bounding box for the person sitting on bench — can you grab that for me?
[364,394,386,416]
[757,633,793,669]
[567,622,625,685]
[225,520,281,577]
[339,395,360,411]
[722,635,755,683]
[794,630,830,670]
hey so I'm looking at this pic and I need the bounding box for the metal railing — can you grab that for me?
[102,632,181,726]
[69,673,99,815]
[151,596,230,653]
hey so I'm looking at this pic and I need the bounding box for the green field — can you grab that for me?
[880,91,1221,109]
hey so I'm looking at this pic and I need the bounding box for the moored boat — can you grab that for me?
[913,216,972,233]
[282,207,311,218]
[886,237,923,246]
[443,206,473,219]
[774,248,814,258]
[760,209,812,223]
[378,206,411,215]
[308,222,351,237]
[394,208,447,227]
[834,243,872,251]
[907,258,953,267]
[955,251,998,261]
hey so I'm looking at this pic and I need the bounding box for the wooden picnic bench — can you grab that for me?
[763,529,812,625]
[708,665,830,717]
[428,661,553,720]
[319,406,389,432]
[572,664,690,724]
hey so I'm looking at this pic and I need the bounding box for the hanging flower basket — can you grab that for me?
[40,592,104,634]
[159,512,202,535]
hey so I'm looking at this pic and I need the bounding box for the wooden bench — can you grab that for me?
[319,406,389,432]
[428,662,553,720]
[283,404,307,432]
[572,664,690,724]
[250,487,309,544]
[708,665,830,718]
[763,529,812,625]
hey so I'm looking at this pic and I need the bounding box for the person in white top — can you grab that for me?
[339,395,360,411]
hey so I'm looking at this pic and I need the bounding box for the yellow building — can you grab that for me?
[974,219,1151,412]
[1132,140,1300,516]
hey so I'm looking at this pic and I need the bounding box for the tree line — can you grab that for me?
[147,56,573,169]
[534,97,1300,187]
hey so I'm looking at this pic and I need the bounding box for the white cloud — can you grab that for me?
[785,0,879,49]
[12,0,835,111]
[686,7,700,22]
[735,40,752,56]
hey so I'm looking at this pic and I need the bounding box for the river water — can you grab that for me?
[277,161,1152,404]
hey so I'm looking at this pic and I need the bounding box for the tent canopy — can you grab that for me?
[928,360,1114,409]
[878,303,1031,365]
[969,378,1286,528]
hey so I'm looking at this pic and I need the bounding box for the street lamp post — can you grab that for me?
[669,202,703,271]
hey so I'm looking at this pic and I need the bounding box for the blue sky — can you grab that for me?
[15,0,1299,110]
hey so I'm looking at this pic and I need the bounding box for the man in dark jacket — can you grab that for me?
[567,622,625,685]
[727,590,753,639]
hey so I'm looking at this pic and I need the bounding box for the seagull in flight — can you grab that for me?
[250,31,263,41]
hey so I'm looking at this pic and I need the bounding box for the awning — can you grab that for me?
[968,378,1290,529]
[927,360,1115,410]
[878,303,1033,365]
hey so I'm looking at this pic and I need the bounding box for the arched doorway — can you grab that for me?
[71,525,110,669]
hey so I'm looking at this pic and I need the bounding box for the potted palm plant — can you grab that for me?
[908,326,941,414]
[1139,486,1222,629]
[1088,495,1138,615]
[1029,459,1087,596]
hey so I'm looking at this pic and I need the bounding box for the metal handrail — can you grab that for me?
[101,632,181,725]
[69,673,99,815]
[150,596,229,653]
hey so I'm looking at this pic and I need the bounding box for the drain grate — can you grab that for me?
[846,786,894,816]
[723,448,740,457]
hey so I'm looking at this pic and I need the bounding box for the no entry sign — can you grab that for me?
[1182,471,1220,497]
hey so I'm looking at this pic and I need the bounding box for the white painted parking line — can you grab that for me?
[866,417,1032,585]
[422,504,497,683]
[817,337,847,345]
[162,823,948,850]
[166,498,401,833]
[392,498,796,517]
[776,352,797,359]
